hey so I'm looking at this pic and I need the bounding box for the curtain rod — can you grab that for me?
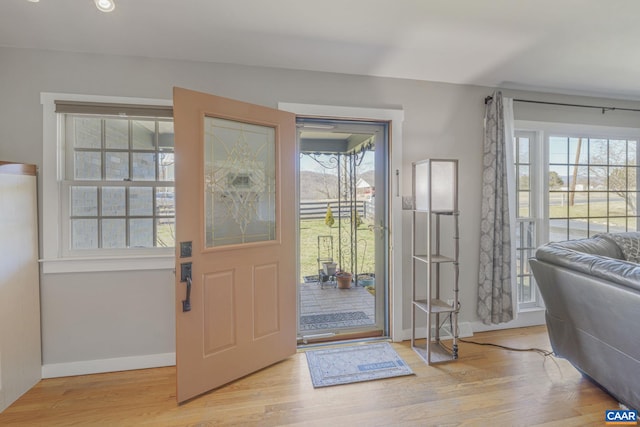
[483,95,640,114]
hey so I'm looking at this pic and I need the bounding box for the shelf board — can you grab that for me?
[412,254,455,264]
[413,299,428,312]
[412,298,456,313]
[431,298,457,312]
[412,340,456,364]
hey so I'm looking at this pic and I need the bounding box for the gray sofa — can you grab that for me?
[529,233,640,410]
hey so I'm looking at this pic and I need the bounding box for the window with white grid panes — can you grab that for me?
[514,124,640,310]
[64,115,175,251]
[548,135,639,240]
[514,131,539,307]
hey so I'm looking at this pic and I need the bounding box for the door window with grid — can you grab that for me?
[63,114,175,253]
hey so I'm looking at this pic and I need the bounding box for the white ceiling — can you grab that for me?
[3,0,640,99]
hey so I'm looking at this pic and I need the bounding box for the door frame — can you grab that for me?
[278,102,404,341]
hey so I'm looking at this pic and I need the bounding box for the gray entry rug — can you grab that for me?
[299,311,371,331]
[305,342,414,388]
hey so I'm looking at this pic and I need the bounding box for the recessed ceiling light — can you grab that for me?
[95,0,115,12]
[27,0,40,3]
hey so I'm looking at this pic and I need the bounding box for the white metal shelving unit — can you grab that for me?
[411,159,460,364]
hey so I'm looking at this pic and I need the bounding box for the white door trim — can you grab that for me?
[278,102,404,341]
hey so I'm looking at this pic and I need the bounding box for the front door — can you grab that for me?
[173,87,296,403]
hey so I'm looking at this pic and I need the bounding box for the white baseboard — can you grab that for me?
[42,352,176,379]
[470,309,545,333]
[399,321,474,341]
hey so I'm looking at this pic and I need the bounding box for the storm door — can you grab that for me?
[297,118,389,343]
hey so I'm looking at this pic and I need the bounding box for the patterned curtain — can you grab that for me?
[477,91,516,324]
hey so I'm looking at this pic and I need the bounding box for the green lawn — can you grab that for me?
[548,197,636,228]
[157,217,376,274]
[299,218,375,281]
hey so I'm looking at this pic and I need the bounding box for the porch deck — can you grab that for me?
[298,280,375,331]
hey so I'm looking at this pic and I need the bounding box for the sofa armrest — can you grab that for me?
[538,235,623,258]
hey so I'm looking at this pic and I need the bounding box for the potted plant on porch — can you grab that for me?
[336,271,353,289]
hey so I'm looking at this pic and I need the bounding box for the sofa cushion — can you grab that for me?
[597,232,640,263]
[534,235,640,292]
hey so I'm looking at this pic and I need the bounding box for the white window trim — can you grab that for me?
[41,92,175,274]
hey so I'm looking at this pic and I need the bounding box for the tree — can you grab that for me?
[548,171,564,190]
[351,208,363,228]
[300,153,339,200]
[609,166,637,214]
[569,138,582,206]
[324,203,335,228]
[319,168,338,200]
[585,140,638,215]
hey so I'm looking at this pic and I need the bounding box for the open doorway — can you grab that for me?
[297,117,389,344]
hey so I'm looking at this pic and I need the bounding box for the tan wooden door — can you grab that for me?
[173,87,296,403]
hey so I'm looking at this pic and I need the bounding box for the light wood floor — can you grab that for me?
[0,326,618,426]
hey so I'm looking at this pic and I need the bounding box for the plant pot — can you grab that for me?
[336,272,352,289]
[358,275,374,287]
[322,262,337,276]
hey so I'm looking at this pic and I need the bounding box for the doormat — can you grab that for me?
[299,311,371,331]
[305,342,414,388]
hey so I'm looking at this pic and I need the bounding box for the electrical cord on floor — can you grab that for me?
[435,306,554,358]
[458,338,554,357]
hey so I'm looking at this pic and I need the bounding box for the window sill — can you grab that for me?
[40,254,175,274]
[518,306,545,314]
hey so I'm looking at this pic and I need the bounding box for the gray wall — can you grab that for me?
[41,271,174,364]
[2,46,640,367]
